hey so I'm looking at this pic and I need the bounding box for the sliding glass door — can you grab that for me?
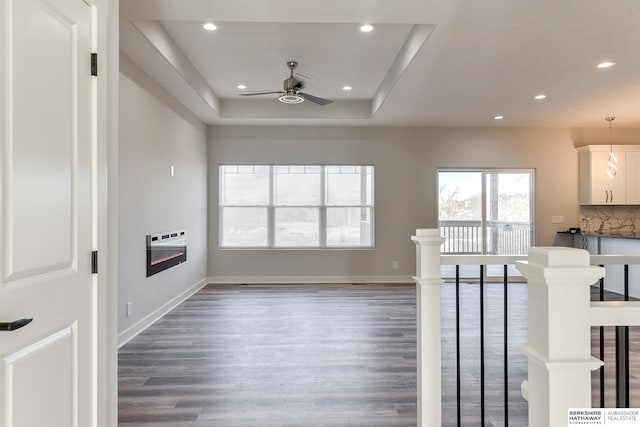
[439,171,483,254]
[439,169,535,277]
[484,171,533,256]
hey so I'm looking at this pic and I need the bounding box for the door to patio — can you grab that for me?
[438,169,535,276]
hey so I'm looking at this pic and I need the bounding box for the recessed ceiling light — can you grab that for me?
[236,84,247,90]
[342,85,353,91]
[597,61,616,69]
[203,22,218,31]
[534,94,547,100]
[359,24,374,33]
[494,115,504,120]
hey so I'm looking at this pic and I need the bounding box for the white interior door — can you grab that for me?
[0,0,95,426]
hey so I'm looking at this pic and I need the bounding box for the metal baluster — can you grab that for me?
[503,264,509,426]
[599,272,605,408]
[456,265,461,427]
[615,264,630,408]
[625,264,630,407]
[480,264,485,427]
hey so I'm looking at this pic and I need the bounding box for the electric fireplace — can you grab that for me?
[146,230,187,277]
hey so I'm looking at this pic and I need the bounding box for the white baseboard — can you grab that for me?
[206,275,415,285]
[118,277,208,348]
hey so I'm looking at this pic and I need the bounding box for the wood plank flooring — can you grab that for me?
[119,284,419,426]
[119,282,639,426]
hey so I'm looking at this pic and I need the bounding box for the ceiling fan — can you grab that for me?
[239,61,333,105]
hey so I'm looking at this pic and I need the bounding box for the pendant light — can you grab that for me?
[606,116,617,178]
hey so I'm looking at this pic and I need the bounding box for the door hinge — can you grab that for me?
[91,250,98,274]
[91,53,98,76]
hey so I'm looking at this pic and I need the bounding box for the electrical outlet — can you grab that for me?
[126,302,132,317]
[392,261,398,270]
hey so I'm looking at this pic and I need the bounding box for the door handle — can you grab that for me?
[611,190,613,203]
[606,190,609,203]
[0,318,33,331]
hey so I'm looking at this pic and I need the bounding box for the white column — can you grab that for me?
[411,229,445,426]
[516,247,604,427]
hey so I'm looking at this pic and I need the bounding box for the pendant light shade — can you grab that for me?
[606,116,617,179]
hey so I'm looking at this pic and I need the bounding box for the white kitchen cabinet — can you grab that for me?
[625,150,640,204]
[578,145,626,205]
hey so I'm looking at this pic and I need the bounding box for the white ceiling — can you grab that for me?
[120,0,640,128]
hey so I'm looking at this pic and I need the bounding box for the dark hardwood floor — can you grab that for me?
[118,282,638,426]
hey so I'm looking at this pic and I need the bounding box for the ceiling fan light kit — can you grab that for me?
[278,93,305,104]
[239,60,333,106]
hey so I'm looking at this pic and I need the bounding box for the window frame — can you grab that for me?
[218,164,375,250]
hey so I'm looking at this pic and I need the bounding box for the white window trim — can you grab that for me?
[219,164,375,249]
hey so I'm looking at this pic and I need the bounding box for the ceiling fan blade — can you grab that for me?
[299,92,333,105]
[239,91,284,96]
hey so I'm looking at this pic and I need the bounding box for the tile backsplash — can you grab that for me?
[580,205,640,234]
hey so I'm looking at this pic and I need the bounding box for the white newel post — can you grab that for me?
[516,247,605,427]
[411,228,445,426]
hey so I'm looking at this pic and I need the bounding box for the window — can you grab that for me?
[219,165,374,248]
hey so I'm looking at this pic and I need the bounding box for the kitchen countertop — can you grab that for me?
[557,231,640,240]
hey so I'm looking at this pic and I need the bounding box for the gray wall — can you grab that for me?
[118,56,208,342]
[207,126,580,281]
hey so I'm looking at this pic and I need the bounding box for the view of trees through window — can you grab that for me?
[219,165,374,248]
